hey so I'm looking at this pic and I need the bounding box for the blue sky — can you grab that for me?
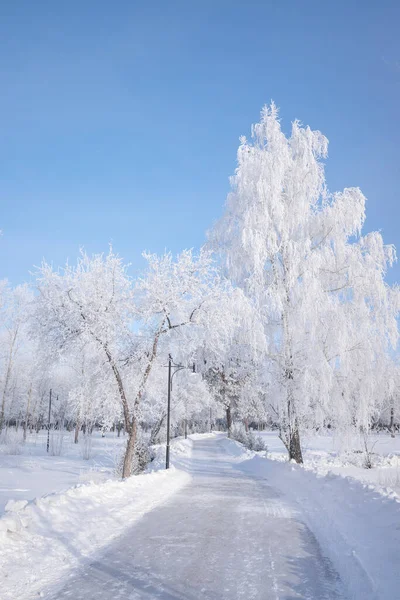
[1,1,399,285]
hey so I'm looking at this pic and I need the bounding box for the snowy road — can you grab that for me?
[48,437,346,600]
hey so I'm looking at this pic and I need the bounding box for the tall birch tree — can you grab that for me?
[211,103,399,461]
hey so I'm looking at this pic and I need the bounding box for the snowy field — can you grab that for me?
[0,432,194,600]
[1,430,400,599]
[259,430,400,498]
[1,428,399,517]
[0,429,128,515]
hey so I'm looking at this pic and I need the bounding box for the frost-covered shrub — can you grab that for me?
[109,444,126,478]
[189,420,209,435]
[80,433,93,460]
[0,429,24,455]
[132,435,155,474]
[247,431,268,452]
[116,433,155,477]
[378,466,400,489]
[339,433,379,469]
[231,424,248,445]
[231,424,268,453]
[246,430,257,449]
[49,430,64,456]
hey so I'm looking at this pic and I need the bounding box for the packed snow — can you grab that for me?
[0,429,128,515]
[1,433,400,599]
[0,435,192,600]
[259,430,400,499]
[235,438,400,599]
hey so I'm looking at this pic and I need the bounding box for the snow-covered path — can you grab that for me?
[48,437,346,600]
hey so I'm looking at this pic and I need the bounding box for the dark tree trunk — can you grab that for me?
[23,385,32,442]
[149,414,165,446]
[74,420,81,444]
[226,406,232,438]
[390,407,395,438]
[284,364,303,464]
[288,423,303,463]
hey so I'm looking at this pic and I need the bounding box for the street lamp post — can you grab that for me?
[165,355,195,469]
[46,389,52,453]
[166,357,172,470]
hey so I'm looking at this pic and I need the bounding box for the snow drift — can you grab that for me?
[0,439,193,600]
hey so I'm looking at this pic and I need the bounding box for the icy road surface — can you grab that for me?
[49,437,346,599]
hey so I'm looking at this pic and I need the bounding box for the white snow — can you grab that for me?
[0,430,128,515]
[258,430,400,499]
[35,435,349,600]
[0,435,192,600]
[226,435,400,599]
[1,432,400,599]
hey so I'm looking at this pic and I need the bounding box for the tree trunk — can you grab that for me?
[149,414,165,446]
[122,418,137,479]
[279,396,304,464]
[23,384,33,442]
[74,420,81,444]
[121,324,166,478]
[226,406,232,438]
[184,418,188,439]
[243,417,249,432]
[390,407,395,438]
[0,332,17,432]
[30,395,39,434]
[280,281,304,463]
[282,346,303,464]
[288,422,303,463]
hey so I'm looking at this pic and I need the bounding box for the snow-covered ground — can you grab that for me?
[22,435,400,600]
[258,430,400,498]
[234,435,400,600]
[0,429,128,515]
[1,431,400,599]
[0,434,193,600]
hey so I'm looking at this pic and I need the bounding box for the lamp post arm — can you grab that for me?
[170,365,186,389]
[165,357,196,470]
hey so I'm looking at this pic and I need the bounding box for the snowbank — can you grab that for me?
[258,430,400,499]
[218,435,258,459]
[230,439,400,600]
[0,439,192,600]
[148,436,194,471]
[0,430,128,515]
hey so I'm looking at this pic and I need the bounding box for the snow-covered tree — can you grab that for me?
[0,283,34,431]
[210,103,399,461]
[33,247,231,477]
[34,249,137,471]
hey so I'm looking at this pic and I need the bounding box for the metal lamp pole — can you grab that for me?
[46,389,52,453]
[165,355,195,469]
[166,356,172,469]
